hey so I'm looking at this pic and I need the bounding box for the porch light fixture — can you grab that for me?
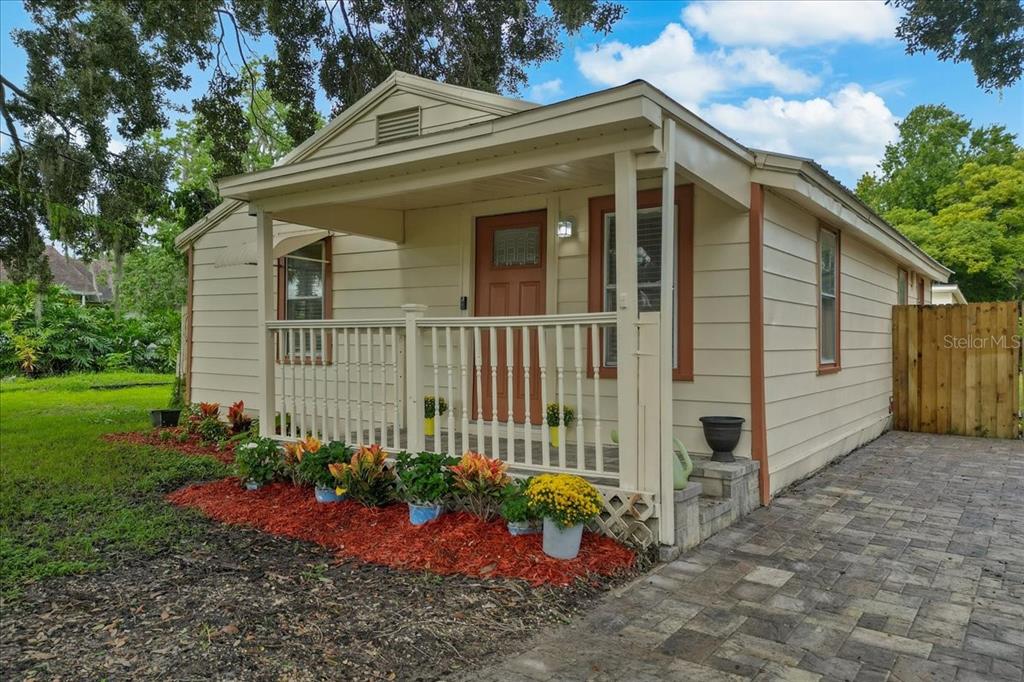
[556,216,576,239]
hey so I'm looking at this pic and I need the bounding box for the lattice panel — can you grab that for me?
[588,487,657,547]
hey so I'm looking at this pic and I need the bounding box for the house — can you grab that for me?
[0,245,113,304]
[932,283,968,305]
[174,72,950,547]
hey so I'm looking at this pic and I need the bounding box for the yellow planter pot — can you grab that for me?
[549,426,559,447]
[424,417,435,437]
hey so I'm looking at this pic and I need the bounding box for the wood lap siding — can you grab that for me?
[762,191,899,493]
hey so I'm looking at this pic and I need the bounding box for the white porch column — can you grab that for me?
[613,150,639,490]
[403,304,427,451]
[255,208,276,438]
[658,119,677,543]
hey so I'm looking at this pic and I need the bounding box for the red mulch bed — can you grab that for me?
[167,479,635,587]
[104,429,236,464]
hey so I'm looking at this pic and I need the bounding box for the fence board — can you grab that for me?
[892,301,1021,440]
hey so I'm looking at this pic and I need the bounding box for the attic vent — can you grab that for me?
[376,108,421,143]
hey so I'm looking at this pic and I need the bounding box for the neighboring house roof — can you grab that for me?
[932,283,968,304]
[173,71,950,281]
[0,245,113,301]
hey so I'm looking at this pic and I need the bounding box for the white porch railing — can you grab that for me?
[266,308,622,484]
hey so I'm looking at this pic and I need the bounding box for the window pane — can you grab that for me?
[819,232,836,295]
[286,298,323,321]
[492,226,540,266]
[287,258,323,300]
[897,270,908,305]
[290,241,324,260]
[602,206,677,367]
[820,295,836,364]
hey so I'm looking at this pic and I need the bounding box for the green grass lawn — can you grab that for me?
[0,372,228,597]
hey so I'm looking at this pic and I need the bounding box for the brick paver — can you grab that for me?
[467,432,1024,681]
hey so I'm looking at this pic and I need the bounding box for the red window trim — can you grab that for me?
[277,236,334,365]
[817,223,841,375]
[587,184,694,381]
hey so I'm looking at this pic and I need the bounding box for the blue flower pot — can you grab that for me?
[507,520,541,536]
[314,486,343,503]
[244,480,262,491]
[408,502,444,526]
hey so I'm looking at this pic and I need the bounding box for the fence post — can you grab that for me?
[402,304,427,451]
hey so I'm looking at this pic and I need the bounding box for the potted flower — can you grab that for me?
[545,403,576,447]
[296,437,353,502]
[526,474,603,560]
[449,451,510,521]
[395,451,458,525]
[329,444,396,507]
[423,395,448,437]
[500,478,540,536]
[235,437,281,490]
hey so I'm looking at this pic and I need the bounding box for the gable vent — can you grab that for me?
[376,107,421,144]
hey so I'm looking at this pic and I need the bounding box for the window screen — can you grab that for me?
[602,206,677,366]
[819,229,838,366]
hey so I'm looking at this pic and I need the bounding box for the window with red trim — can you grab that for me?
[587,185,694,381]
[277,238,333,363]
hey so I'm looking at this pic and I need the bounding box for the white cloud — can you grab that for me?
[575,24,818,109]
[682,1,898,48]
[528,78,563,102]
[701,84,898,179]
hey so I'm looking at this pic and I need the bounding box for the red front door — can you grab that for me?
[474,210,546,425]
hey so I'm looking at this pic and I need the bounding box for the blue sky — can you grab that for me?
[2,0,1022,187]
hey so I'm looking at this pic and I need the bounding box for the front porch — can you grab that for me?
[217,84,757,546]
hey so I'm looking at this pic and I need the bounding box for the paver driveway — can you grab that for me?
[470,432,1024,681]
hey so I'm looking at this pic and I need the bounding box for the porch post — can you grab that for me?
[613,150,639,491]
[255,208,276,438]
[403,303,427,451]
[658,119,677,543]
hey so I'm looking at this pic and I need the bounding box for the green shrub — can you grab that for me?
[196,416,228,443]
[0,282,178,377]
[235,437,281,485]
[499,478,536,523]
[395,451,458,504]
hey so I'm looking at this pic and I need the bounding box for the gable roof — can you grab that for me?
[0,245,113,301]
[175,72,533,250]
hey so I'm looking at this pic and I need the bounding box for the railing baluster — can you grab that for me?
[473,326,484,454]
[289,329,297,438]
[389,327,399,450]
[505,326,515,463]
[460,327,470,454]
[321,328,328,439]
[489,326,500,460]
[354,326,363,445]
[377,327,386,446]
[522,325,532,467]
[591,323,603,473]
[555,324,566,469]
[432,327,441,453]
[332,329,340,442]
[574,324,585,471]
[298,329,307,437]
[342,328,351,443]
[312,329,320,438]
[446,327,456,456]
[277,330,285,438]
[538,326,549,468]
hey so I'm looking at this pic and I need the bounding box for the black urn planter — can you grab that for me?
[150,409,182,428]
[699,416,745,463]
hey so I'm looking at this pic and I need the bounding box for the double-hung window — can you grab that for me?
[818,226,840,372]
[279,240,331,361]
[588,186,694,381]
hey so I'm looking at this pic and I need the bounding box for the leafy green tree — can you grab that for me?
[857,105,1016,214]
[890,0,1024,91]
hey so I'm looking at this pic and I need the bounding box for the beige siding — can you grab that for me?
[762,191,896,492]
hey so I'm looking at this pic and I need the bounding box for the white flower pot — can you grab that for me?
[542,517,583,560]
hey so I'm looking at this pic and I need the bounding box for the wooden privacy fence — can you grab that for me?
[893,301,1022,439]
